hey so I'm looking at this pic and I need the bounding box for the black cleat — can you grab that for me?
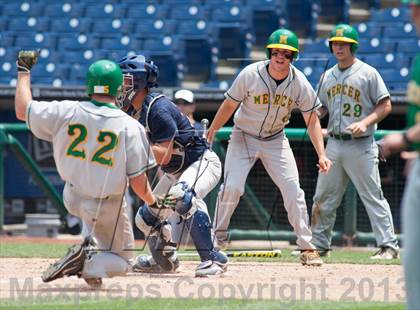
[41,244,86,282]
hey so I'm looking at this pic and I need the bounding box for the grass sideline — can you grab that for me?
[0,242,401,265]
[0,298,405,310]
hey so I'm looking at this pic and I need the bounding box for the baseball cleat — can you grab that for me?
[300,250,323,266]
[195,260,227,277]
[41,244,86,282]
[370,247,399,260]
[132,255,179,273]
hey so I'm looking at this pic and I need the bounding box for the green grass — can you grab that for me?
[0,298,405,310]
[0,243,401,265]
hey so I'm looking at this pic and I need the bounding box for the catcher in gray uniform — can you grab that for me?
[311,24,399,259]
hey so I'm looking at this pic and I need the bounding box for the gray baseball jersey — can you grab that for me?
[226,60,321,138]
[213,61,321,250]
[311,58,398,251]
[26,100,156,198]
[318,59,389,137]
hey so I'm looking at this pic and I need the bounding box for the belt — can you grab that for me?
[329,133,370,141]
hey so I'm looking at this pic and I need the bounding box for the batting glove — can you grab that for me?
[16,50,39,72]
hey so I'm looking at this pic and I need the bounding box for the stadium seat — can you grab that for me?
[92,19,128,34]
[211,5,251,23]
[396,38,420,53]
[50,18,92,33]
[84,4,119,19]
[287,0,318,38]
[135,20,177,38]
[383,23,417,38]
[170,5,209,21]
[356,22,382,38]
[2,2,44,17]
[126,4,168,19]
[0,32,15,47]
[15,33,57,49]
[303,39,329,54]
[43,3,73,17]
[58,35,100,51]
[148,52,180,86]
[178,20,213,37]
[370,7,411,23]
[320,0,350,23]
[357,38,396,54]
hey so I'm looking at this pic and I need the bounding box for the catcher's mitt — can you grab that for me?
[17,50,39,72]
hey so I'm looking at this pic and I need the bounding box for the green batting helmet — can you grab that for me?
[328,24,359,53]
[401,0,420,4]
[266,29,299,59]
[86,60,123,97]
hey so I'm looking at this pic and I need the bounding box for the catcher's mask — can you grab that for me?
[117,54,159,108]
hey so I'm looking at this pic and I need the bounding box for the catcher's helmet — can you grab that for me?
[86,60,123,97]
[266,29,299,59]
[328,24,359,53]
[118,54,158,90]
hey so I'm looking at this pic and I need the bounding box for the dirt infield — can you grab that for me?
[0,258,404,303]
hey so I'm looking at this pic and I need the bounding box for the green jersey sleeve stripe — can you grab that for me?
[128,162,157,178]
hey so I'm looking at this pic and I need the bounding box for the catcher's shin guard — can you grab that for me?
[148,232,179,272]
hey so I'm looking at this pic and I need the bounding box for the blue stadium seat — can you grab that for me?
[43,3,72,17]
[162,0,202,4]
[0,32,15,47]
[245,0,287,46]
[147,52,180,86]
[178,20,213,37]
[69,64,88,82]
[287,0,318,38]
[93,20,128,34]
[383,23,417,38]
[170,5,209,20]
[32,76,55,86]
[134,20,177,38]
[0,17,8,32]
[357,38,396,54]
[58,35,100,51]
[211,5,251,24]
[370,7,411,23]
[2,2,44,17]
[100,37,127,50]
[15,33,57,49]
[8,17,37,32]
[303,39,329,54]
[320,0,350,23]
[361,54,387,68]
[396,38,419,53]
[50,18,92,33]
[126,4,168,19]
[84,4,118,18]
[356,22,382,38]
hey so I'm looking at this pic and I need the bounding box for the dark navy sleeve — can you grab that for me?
[148,110,177,143]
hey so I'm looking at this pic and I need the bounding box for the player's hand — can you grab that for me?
[346,121,367,137]
[16,50,39,72]
[380,133,407,156]
[207,128,217,144]
[317,155,332,174]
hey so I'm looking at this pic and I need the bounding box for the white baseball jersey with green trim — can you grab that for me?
[318,58,389,137]
[227,60,321,138]
[26,99,156,278]
[311,58,398,252]
[213,60,321,250]
[26,99,156,198]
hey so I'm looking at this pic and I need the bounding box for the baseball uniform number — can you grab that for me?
[66,123,118,167]
[342,103,362,117]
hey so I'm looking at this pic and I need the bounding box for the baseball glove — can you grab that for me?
[376,139,387,162]
[16,50,39,72]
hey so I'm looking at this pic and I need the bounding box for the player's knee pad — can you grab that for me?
[169,181,197,219]
[135,204,162,236]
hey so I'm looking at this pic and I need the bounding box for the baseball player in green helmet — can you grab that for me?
[15,55,160,287]
[381,1,420,309]
[208,28,333,266]
[311,23,399,259]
